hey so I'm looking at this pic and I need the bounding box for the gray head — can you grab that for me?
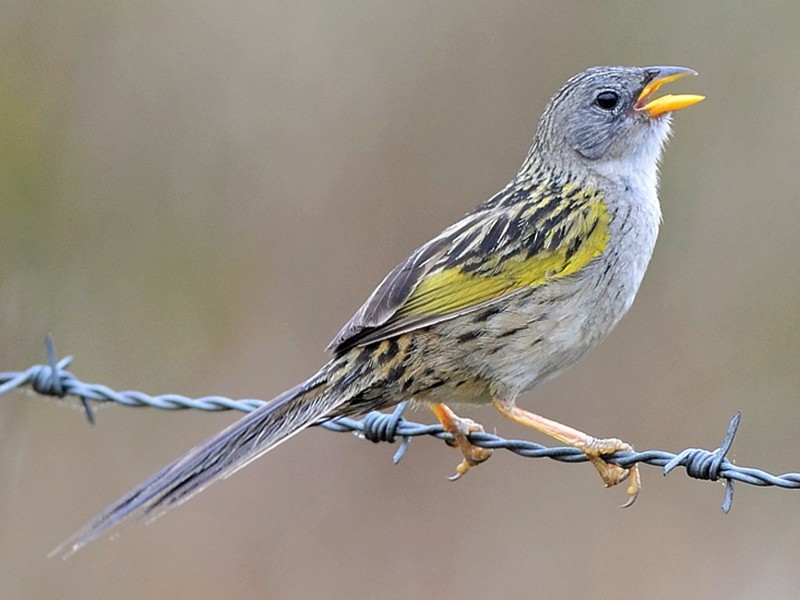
[531,65,703,175]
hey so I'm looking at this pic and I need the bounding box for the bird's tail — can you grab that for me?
[53,367,348,558]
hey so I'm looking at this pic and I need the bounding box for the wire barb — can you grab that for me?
[3,340,799,512]
[662,412,740,512]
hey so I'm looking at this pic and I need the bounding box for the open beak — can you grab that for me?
[635,66,705,118]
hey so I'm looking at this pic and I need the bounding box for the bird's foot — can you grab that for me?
[430,403,493,480]
[491,397,640,506]
[580,436,640,508]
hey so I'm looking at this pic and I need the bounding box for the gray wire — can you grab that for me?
[4,338,798,513]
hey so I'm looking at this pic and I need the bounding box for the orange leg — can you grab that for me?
[430,403,493,480]
[492,397,640,507]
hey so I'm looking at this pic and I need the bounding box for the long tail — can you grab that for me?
[52,368,347,558]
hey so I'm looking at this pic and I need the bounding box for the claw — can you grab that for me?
[447,459,472,481]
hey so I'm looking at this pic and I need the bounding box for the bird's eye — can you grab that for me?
[595,91,619,110]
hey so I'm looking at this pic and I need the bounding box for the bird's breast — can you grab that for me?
[433,183,662,400]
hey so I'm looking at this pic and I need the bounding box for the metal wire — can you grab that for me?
[4,337,800,513]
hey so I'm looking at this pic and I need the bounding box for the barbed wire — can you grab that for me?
[3,337,800,513]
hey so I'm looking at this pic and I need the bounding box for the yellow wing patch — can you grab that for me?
[396,196,610,318]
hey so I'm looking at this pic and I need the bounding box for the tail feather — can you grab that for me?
[52,370,344,558]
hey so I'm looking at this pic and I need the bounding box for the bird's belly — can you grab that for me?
[431,252,648,400]
[482,280,622,394]
[424,190,660,403]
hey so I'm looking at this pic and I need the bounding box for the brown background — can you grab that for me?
[3,2,800,599]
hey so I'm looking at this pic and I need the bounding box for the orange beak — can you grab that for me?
[635,66,705,118]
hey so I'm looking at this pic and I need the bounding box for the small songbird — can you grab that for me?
[56,65,703,556]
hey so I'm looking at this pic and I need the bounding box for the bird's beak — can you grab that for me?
[635,66,705,118]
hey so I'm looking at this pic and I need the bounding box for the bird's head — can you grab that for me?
[532,65,704,179]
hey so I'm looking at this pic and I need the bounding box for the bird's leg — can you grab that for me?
[492,397,640,507]
[430,403,493,480]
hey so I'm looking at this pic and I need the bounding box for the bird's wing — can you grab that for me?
[328,186,610,352]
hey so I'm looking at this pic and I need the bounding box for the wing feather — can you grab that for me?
[326,215,480,351]
[328,184,609,353]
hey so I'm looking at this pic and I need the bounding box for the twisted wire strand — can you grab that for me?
[4,338,800,513]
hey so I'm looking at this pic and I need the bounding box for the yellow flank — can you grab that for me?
[397,192,610,318]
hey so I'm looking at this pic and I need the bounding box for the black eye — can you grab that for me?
[595,91,619,110]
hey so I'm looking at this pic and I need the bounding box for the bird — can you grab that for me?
[54,65,703,557]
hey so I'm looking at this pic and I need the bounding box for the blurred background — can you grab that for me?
[2,2,800,598]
